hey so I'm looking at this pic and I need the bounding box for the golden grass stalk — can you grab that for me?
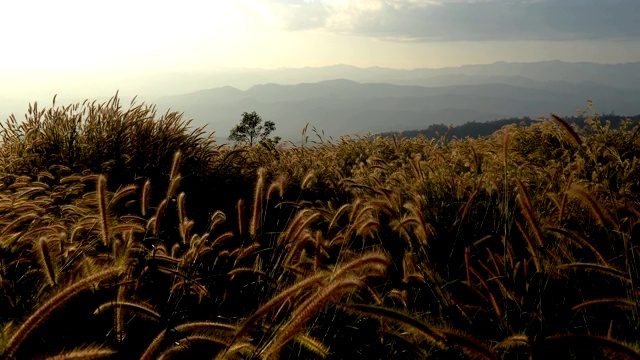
[293,333,330,359]
[37,237,57,287]
[175,321,237,334]
[544,226,607,265]
[567,184,612,226]
[93,301,162,322]
[208,210,226,232]
[237,199,246,237]
[43,346,116,360]
[551,113,583,146]
[341,303,446,346]
[234,272,327,341]
[556,263,631,283]
[169,150,182,181]
[96,175,110,247]
[141,179,151,217]
[262,278,362,359]
[250,167,265,238]
[266,175,285,201]
[544,334,640,359]
[110,184,138,209]
[515,178,545,248]
[515,220,542,273]
[571,298,636,312]
[330,252,389,280]
[139,330,167,360]
[3,266,124,359]
[158,335,229,360]
[153,199,168,237]
[493,334,530,351]
[438,328,497,360]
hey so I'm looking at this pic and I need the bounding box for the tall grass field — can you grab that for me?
[0,96,639,359]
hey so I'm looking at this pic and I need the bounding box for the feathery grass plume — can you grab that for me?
[544,227,607,265]
[141,179,151,217]
[140,330,167,360]
[470,268,502,318]
[341,303,446,346]
[37,237,57,287]
[250,167,265,238]
[177,192,186,224]
[3,266,124,359]
[515,220,541,273]
[109,184,138,209]
[551,113,583,146]
[567,183,612,226]
[208,210,226,232]
[402,252,425,283]
[571,298,636,312]
[515,177,545,248]
[330,252,389,280]
[94,301,162,322]
[556,263,631,283]
[175,321,237,334]
[293,333,330,359]
[328,203,350,230]
[0,212,39,238]
[262,278,362,359]
[278,210,320,247]
[165,174,182,201]
[234,272,328,341]
[237,199,246,238]
[492,334,530,351]
[544,334,640,360]
[438,328,497,360]
[96,175,110,247]
[301,170,315,189]
[464,247,472,286]
[43,346,116,360]
[169,150,182,182]
[153,199,168,237]
[266,175,286,201]
[157,335,229,360]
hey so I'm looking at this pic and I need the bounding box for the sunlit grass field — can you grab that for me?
[0,96,639,359]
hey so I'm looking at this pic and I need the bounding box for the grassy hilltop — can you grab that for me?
[1,96,640,359]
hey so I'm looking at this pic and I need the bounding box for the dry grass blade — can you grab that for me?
[94,301,161,322]
[250,167,265,237]
[556,263,631,283]
[551,113,583,146]
[567,184,612,226]
[438,328,497,360]
[233,272,327,341]
[37,237,57,287]
[544,334,640,360]
[43,346,116,360]
[3,266,124,359]
[340,303,446,345]
[96,175,110,246]
[141,179,151,217]
[571,298,636,312]
[263,278,362,359]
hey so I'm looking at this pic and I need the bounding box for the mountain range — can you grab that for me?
[2,61,640,141]
[154,62,640,140]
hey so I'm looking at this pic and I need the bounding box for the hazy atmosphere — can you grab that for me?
[2,0,640,138]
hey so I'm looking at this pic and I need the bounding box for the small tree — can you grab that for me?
[228,111,276,146]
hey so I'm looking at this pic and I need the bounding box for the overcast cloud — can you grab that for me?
[267,0,640,41]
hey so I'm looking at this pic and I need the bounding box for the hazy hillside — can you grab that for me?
[155,78,640,140]
[3,61,640,141]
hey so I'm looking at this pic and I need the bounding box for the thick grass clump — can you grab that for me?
[1,97,640,359]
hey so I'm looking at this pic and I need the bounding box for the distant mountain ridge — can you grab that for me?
[3,60,640,141]
[155,69,640,140]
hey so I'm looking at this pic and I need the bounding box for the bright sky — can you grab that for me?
[1,0,640,99]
